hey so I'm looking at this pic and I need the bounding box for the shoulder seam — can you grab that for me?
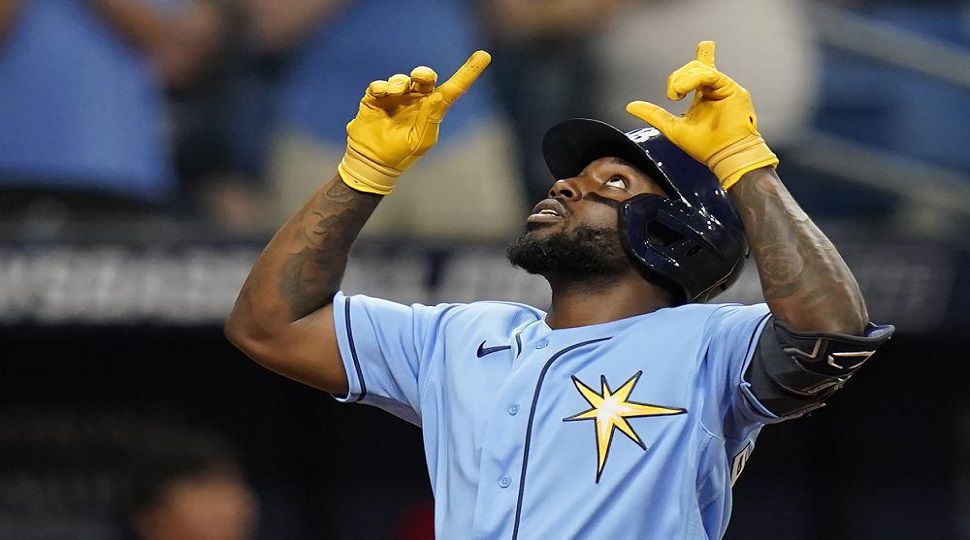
[467,300,546,318]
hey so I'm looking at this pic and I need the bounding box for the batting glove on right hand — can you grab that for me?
[338,51,491,195]
[625,41,778,190]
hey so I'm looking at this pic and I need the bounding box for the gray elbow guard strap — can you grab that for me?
[744,319,895,419]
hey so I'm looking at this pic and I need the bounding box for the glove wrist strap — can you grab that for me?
[708,134,779,190]
[338,146,400,195]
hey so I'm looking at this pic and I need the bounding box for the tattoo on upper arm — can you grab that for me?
[279,178,380,318]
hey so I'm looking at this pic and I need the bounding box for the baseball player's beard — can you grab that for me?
[505,224,630,284]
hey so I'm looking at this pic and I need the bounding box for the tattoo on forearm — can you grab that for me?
[751,241,804,298]
[325,181,355,203]
[279,178,380,318]
[733,174,811,300]
[730,170,866,332]
[301,211,344,248]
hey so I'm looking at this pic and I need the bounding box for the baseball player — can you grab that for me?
[226,42,894,538]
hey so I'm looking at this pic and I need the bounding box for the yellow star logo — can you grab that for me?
[564,371,686,482]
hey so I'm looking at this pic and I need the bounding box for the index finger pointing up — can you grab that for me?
[437,50,492,103]
[695,40,716,68]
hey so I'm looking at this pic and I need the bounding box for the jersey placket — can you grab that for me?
[469,323,550,537]
[469,324,611,538]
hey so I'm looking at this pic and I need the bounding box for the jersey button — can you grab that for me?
[498,476,512,488]
[507,405,519,416]
[536,339,549,349]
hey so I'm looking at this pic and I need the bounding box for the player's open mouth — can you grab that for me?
[527,199,567,224]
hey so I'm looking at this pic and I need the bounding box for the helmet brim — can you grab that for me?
[541,118,677,199]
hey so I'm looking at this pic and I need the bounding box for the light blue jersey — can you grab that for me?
[331,291,781,539]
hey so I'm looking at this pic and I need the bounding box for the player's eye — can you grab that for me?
[605,176,628,189]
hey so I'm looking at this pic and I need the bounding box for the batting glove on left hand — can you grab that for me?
[625,41,778,190]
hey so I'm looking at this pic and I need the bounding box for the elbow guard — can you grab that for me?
[744,318,895,419]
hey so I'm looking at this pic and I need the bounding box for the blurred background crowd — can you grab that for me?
[2,0,969,242]
[3,0,970,538]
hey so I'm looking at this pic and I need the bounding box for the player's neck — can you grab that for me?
[545,272,672,329]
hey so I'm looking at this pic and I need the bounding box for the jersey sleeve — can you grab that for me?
[703,303,781,439]
[330,291,452,425]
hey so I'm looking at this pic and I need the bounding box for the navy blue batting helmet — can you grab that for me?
[541,118,747,304]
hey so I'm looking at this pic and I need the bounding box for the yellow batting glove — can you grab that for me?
[338,51,491,195]
[625,41,778,190]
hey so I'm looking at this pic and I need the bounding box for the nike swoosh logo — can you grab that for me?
[477,340,511,358]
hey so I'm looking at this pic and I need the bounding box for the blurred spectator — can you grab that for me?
[0,1,22,47]
[264,0,525,240]
[0,0,221,223]
[595,0,818,150]
[0,407,257,538]
[126,427,258,540]
[167,1,273,234]
[482,0,627,204]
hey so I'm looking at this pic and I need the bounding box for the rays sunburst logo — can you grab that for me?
[563,371,686,482]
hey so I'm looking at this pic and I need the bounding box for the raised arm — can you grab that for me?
[627,41,866,334]
[225,177,378,393]
[728,168,866,334]
[626,41,893,421]
[225,51,492,393]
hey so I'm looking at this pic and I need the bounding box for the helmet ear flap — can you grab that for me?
[620,195,685,269]
[645,219,685,249]
[620,194,747,303]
